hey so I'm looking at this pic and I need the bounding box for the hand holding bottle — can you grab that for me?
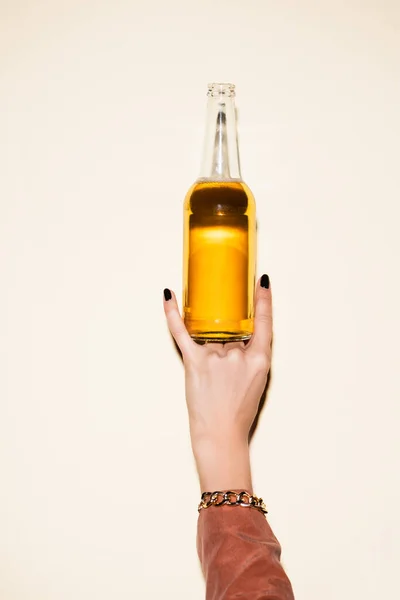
[163,275,272,492]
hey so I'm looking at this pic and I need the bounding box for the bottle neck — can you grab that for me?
[199,95,241,181]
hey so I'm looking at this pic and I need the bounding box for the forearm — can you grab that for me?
[197,506,294,600]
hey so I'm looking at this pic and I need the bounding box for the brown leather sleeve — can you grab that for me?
[197,506,294,599]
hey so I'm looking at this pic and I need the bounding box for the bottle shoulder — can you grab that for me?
[184,179,255,215]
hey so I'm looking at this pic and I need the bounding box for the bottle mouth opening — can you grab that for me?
[207,82,235,97]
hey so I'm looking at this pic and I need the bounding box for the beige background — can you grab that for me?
[1,1,399,598]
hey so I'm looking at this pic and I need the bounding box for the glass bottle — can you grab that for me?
[183,83,256,342]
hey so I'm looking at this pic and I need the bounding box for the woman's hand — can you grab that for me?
[163,275,272,492]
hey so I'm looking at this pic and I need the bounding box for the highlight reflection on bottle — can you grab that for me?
[183,83,256,343]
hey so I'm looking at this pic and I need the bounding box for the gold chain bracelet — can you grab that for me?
[198,491,268,516]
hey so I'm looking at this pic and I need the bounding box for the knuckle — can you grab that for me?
[252,352,269,373]
[227,348,242,362]
[206,352,222,369]
[208,351,220,363]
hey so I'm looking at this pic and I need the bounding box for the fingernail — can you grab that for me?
[163,288,172,301]
[260,274,270,289]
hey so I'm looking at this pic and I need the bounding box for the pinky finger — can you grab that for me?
[163,289,197,360]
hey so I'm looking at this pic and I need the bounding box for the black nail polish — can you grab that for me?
[260,274,270,289]
[163,288,172,301]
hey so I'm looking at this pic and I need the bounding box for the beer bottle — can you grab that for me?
[183,83,256,342]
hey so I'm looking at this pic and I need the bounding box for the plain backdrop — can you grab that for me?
[1,1,399,599]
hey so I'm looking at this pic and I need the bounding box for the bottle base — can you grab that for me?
[190,331,252,344]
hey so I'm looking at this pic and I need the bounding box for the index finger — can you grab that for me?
[247,274,272,355]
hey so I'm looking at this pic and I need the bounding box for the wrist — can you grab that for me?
[192,435,252,493]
